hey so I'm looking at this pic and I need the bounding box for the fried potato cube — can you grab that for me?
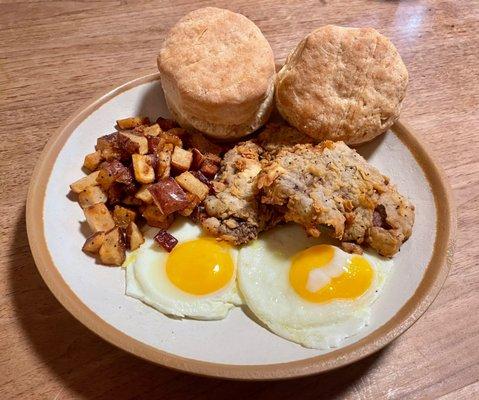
[125,221,144,250]
[141,205,174,229]
[132,154,155,184]
[99,227,126,266]
[171,146,193,171]
[70,171,100,194]
[156,144,173,179]
[187,133,222,156]
[122,195,143,206]
[154,230,178,252]
[175,171,209,201]
[78,186,107,208]
[116,117,150,130]
[178,192,201,217]
[148,178,189,215]
[156,117,179,131]
[113,205,137,228]
[119,132,148,155]
[82,232,105,254]
[84,203,115,233]
[96,133,123,161]
[200,161,219,177]
[96,160,133,190]
[142,123,161,137]
[191,148,205,170]
[135,184,153,204]
[83,150,103,172]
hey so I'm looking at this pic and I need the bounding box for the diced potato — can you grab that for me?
[82,232,105,254]
[96,160,133,190]
[95,133,123,161]
[156,143,173,179]
[132,154,155,184]
[99,227,126,266]
[119,131,148,155]
[200,161,219,177]
[148,178,189,215]
[135,184,153,204]
[113,205,137,228]
[178,193,201,217]
[175,171,209,201]
[83,203,115,233]
[188,133,222,156]
[191,148,205,170]
[83,150,103,172]
[143,124,161,137]
[78,186,107,208]
[116,117,150,130]
[171,146,193,171]
[141,205,174,229]
[70,171,100,194]
[156,117,178,131]
[125,221,144,250]
[122,195,143,206]
[167,127,187,138]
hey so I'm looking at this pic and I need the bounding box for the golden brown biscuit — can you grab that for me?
[276,25,408,145]
[158,7,275,140]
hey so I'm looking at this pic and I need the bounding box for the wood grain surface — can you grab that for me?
[0,1,478,399]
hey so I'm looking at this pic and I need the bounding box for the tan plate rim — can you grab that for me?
[26,73,456,380]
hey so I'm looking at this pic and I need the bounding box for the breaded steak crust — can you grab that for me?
[200,141,277,244]
[257,141,414,256]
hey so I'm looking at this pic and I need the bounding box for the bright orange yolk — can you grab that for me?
[289,245,373,303]
[166,238,234,295]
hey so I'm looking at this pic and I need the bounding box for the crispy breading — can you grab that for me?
[257,141,414,256]
[256,123,315,157]
[200,141,278,244]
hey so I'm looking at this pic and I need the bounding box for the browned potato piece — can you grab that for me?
[178,193,201,217]
[156,143,173,179]
[78,186,107,208]
[132,154,155,183]
[84,203,115,233]
[175,171,209,201]
[156,117,178,131]
[113,205,137,228]
[187,133,222,156]
[96,160,133,190]
[135,184,153,204]
[171,146,193,171]
[141,205,174,229]
[126,221,144,250]
[99,227,126,266]
[83,150,103,172]
[143,124,161,137]
[82,232,105,254]
[122,195,143,206]
[119,132,148,155]
[116,117,149,130]
[70,171,100,194]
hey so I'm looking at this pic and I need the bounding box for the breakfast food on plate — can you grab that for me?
[199,141,279,244]
[126,219,243,320]
[157,7,275,140]
[275,25,408,145]
[257,140,415,257]
[238,224,392,349]
[70,116,224,265]
[70,11,417,349]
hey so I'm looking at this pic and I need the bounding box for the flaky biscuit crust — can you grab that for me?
[158,7,275,139]
[276,25,408,145]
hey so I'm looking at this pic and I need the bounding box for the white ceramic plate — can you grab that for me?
[26,74,455,379]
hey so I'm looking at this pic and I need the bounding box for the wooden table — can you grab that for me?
[1,1,478,398]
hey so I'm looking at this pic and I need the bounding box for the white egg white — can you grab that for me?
[125,218,243,320]
[238,224,393,349]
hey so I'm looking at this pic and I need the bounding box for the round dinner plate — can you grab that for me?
[26,73,455,380]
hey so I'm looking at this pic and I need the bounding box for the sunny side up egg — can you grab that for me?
[125,218,243,320]
[238,224,393,349]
